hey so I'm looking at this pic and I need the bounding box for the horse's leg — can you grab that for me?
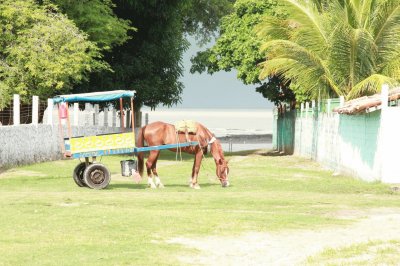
[146,150,158,189]
[151,151,164,188]
[190,151,203,189]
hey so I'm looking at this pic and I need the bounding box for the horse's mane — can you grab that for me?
[195,123,225,162]
[210,140,225,162]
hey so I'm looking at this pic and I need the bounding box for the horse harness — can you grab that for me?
[173,120,217,157]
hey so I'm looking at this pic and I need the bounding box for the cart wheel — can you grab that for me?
[73,162,90,187]
[83,163,111,189]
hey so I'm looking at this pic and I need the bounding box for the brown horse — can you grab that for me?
[137,121,229,189]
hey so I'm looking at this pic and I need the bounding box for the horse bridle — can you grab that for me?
[199,136,229,182]
[219,165,229,181]
[208,136,217,145]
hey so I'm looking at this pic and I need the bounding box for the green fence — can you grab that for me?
[272,109,296,154]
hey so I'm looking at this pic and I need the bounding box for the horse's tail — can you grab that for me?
[137,126,145,177]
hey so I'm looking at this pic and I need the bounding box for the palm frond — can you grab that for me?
[371,0,400,68]
[274,0,329,54]
[259,58,296,81]
[329,25,377,92]
[346,0,376,28]
[260,40,341,97]
[256,16,291,42]
[381,58,400,79]
[347,74,398,99]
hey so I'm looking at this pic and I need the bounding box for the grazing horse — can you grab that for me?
[137,121,229,189]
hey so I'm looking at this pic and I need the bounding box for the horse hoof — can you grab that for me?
[190,183,201,190]
[157,183,165,188]
[148,184,157,189]
[222,181,230,187]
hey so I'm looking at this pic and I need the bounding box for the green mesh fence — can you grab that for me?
[273,110,296,154]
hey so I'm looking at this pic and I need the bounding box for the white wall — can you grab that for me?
[294,107,400,183]
[380,108,400,183]
[0,125,123,168]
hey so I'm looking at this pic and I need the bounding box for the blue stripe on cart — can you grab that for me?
[70,142,199,159]
[134,141,199,152]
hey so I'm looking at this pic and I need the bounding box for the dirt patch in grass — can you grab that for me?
[167,208,400,265]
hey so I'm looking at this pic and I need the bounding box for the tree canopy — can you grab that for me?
[74,0,235,110]
[0,0,106,108]
[49,0,133,51]
[76,1,188,110]
[190,0,296,107]
[0,0,236,109]
[182,0,236,44]
[258,0,400,100]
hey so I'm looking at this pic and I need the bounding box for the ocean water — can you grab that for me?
[141,108,273,137]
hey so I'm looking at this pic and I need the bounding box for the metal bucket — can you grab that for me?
[120,160,137,177]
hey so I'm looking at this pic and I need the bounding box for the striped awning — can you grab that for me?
[53,90,135,103]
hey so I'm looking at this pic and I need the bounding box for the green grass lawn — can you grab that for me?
[0,151,399,265]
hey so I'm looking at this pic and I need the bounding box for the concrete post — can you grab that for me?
[73,103,79,126]
[32,96,39,125]
[327,99,331,114]
[339,96,345,107]
[94,104,99,126]
[311,100,316,114]
[13,94,20,126]
[104,106,109,127]
[300,103,304,118]
[112,108,117,127]
[47,99,53,125]
[381,84,389,109]
[305,102,309,119]
[85,103,91,126]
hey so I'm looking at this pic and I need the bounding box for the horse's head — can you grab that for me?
[216,158,230,187]
[209,138,230,187]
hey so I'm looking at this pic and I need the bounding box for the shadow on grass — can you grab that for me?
[227,149,293,157]
[166,183,223,188]
[107,182,224,190]
[107,183,147,190]
[265,150,293,156]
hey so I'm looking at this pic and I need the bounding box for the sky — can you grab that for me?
[174,38,273,109]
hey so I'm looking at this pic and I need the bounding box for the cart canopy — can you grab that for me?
[53,90,135,103]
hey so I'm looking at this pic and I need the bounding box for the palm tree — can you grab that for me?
[257,0,400,100]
